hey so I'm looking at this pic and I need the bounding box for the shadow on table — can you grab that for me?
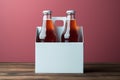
[84,64,120,73]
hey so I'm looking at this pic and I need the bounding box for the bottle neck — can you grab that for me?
[66,14,76,28]
[67,14,75,20]
[42,14,54,30]
[43,14,51,20]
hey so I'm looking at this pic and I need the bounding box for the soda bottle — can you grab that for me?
[39,10,57,42]
[61,10,79,42]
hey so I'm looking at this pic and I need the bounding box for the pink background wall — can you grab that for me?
[0,0,120,63]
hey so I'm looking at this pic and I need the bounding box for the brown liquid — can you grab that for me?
[40,20,57,42]
[61,20,79,42]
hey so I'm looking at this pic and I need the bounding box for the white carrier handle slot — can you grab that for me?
[52,17,66,41]
[52,17,66,27]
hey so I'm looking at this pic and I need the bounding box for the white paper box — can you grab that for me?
[35,17,84,73]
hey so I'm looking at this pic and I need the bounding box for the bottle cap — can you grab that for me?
[43,10,52,15]
[66,10,75,15]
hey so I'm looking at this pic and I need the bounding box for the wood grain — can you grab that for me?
[0,63,120,80]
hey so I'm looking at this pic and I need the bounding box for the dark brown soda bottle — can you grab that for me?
[39,10,57,42]
[61,10,79,42]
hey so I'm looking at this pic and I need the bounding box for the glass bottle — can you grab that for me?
[61,10,79,42]
[39,10,57,42]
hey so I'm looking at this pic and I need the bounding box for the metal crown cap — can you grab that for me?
[43,10,52,14]
[66,10,75,14]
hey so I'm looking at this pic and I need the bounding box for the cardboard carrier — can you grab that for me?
[35,17,84,73]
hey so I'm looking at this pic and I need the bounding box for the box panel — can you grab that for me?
[35,43,83,73]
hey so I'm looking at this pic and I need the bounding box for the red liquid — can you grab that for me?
[61,20,79,42]
[40,20,57,42]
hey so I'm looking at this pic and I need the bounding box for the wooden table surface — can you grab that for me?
[0,63,120,80]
